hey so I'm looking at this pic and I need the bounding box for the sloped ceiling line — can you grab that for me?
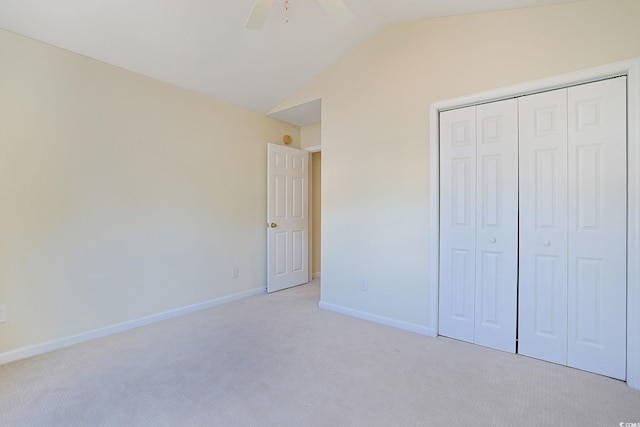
[0,0,579,125]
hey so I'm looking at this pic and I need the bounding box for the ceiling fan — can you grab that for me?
[246,0,354,30]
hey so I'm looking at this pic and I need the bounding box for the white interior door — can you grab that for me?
[567,77,627,380]
[518,78,627,380]
[474,99,518,353]
[267,143,309,293]
[518,88,569,365]
[439,100,518,352]
[439,106,477,344]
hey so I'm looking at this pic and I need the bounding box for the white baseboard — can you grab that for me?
[312,272,321,279]
[0,287,266,365]
[318,301,436,337]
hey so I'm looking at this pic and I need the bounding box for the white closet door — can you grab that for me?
[567,78,627,380]
[439,106,476,344]
[518,79,627,380]
[474,99,519,352]
[518,88,569,365]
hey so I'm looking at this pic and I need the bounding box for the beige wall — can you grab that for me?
[301,122,321,149]
[274,0,640,326]
[0,29,300,354]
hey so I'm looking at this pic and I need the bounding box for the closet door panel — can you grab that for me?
[474,99,518,353]
[439,106,476,344]
[567,77,627,380]
[518,89,569,364]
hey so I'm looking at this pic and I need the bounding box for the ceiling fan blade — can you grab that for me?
[318,0,354,24]
[246,0,274,30]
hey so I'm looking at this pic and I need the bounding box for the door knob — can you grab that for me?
[490,238,497,243]
[270,223,277,228]
[544,240,551,246]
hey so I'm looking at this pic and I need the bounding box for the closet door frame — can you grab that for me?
[428,58,640,391]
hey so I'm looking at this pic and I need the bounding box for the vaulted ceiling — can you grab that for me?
[0,0,579,125]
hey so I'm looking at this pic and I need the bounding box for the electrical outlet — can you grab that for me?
[0,305,6,323]
[359,278,368,291]
[232,267,239,279]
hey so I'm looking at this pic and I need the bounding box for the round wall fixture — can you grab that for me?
[283,134,292,145]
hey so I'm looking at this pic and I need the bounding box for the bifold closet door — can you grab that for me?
[566,77,627,380]
[474,100,518,352]
[440,106,476,344]
[519,78,627,380]
[439,100,518,352]
[518,88,569,365]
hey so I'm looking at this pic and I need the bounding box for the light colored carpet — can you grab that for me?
[1,279,639,426]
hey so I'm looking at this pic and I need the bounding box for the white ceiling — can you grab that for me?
[0,0,578,126]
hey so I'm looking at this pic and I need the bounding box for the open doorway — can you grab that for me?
[301,120,321,284]
[267,99,321,286]
[311,151,321,280]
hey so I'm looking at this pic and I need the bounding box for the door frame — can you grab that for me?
[428,57,640,390]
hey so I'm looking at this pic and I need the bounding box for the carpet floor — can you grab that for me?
[1,279,639,426]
